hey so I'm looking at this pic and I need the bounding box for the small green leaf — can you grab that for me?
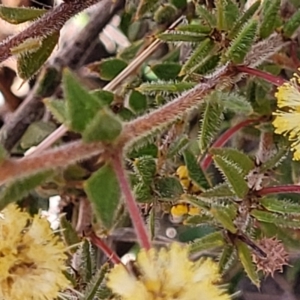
[44,99,68,124]
[60,214,80,253]
[0,170,53,210]
[228,0,261,39]
[17,32,59,80]
[176,24,211,34]
[129,90,147,113]
[158,31,208,43]
[11,38,42,56]
[134,182,152,203]
[283,9,300,38]
[213,155,249,198]
[222,93,253,115]
[210,148,254,176]
[210,206,237,233]
[218,245,236,274]
[225,19,258,64]
[236,240,260,287]
[154,4,177,24]
[79,239,95,282]
[259,0,280,39]
[63,69,104,133]
[200,183,235,199]
[196,4,216,28]
[189,231,225,254]
[90,90,114,106]
[137,81,195,95]
[20,121,56,149]
[0,5,46,24]
[251,209,300,228]
[82,108,123,143]
[151,62,181,80]
[82,264,110,300]
[135,0,159,19]
[98,58,128,81]
[198,97,223,153]
[216,0,239,31]
[154,177,184,199]
[260,197,300,215]
[183,149,210,190]
[180,38,215,76]
[118,40,144,61]
[84,163,120,230]
[134,156,156,184]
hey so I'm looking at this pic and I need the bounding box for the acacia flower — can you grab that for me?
[273,73,300,160]
[0,204,70,300]
[107,243,230,300]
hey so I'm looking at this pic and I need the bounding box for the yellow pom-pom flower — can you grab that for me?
[0,204,70,300]
[107,243,230,300]
[273,73,300,160]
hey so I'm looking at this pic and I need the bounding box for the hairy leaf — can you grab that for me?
[151,62,181,80]
[129,90,148,113]
[60,214,80,253]
[134,156,156,185]
[189,231,225,254]
[44,99,68,124]
[97,58,128,81]
[137,81,195,95]
[259,0,280,39]
[283,9,300,38]
[260,197,300,215]
[196,4,216,28]
[84,163,120,230]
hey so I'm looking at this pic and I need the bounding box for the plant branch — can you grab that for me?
[256,185,300,196]
[111,151,151,250]
[201,118,263,170]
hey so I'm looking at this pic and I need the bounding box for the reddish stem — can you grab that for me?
[201,118,262,170]
[235,65,287,86]
[89,232,122,265]
[257,185,300,196]
[111,152,151,250]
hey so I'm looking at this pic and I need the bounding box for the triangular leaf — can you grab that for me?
[84,163,120,230]
[129,90,148,113]
[151,62,181,80]
[63,69,104,133]
[44,98,68,124]
[97,58,128,81]
[60,214,81,253]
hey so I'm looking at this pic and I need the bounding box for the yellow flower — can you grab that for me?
[273,74,300,160]
[0,204,70,300]
[107,243,230,300]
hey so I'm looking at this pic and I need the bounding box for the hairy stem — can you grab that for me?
[0,0,102,63]
[256,185,300,196]
[111,151,151,250]
[89,232,122,265]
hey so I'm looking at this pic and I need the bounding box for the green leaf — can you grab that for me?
[98,58,128,81]
[118,40,144,61]
[135,0,160,19]
[137,81,195,95]
[82,108,123,143]
[218,245,236,274]
[251,209,300,228]
[176,24,211,34]
[17,32,59,80]
[260,197,300,215]
[79,239,95,282]
[63,69,104,133]
[225,19,258,64]
[60,214,80,253]
[216,0,239,31]
[129,90,147,113]
[90,90,114,106]
[180,38,215,76]
[196,4,216,28]
[167,135,189,158]
[222,93,253,115]
[210,205,237,233]
[228,0,261,39]
[151,62,181,80]
[134,156,156,184]
[20,121,56,149]
[183,149,210,190]
[213,154,249,198]
[210,148,254,176]
[0,171,53,210]
[134,182,152,203]
[84,163,120,230]
[236,240,260,287]
[189,231,225,254]
[44,99,68,124]
[198,97,223,153]
[82,264,110,300]
[154,4,177,24]
[283,9,300,38]
[0,5,46,24]
[259,0,280,38]
[154,177,184,199]
[158,31,208,43]
[200,183,235,199]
